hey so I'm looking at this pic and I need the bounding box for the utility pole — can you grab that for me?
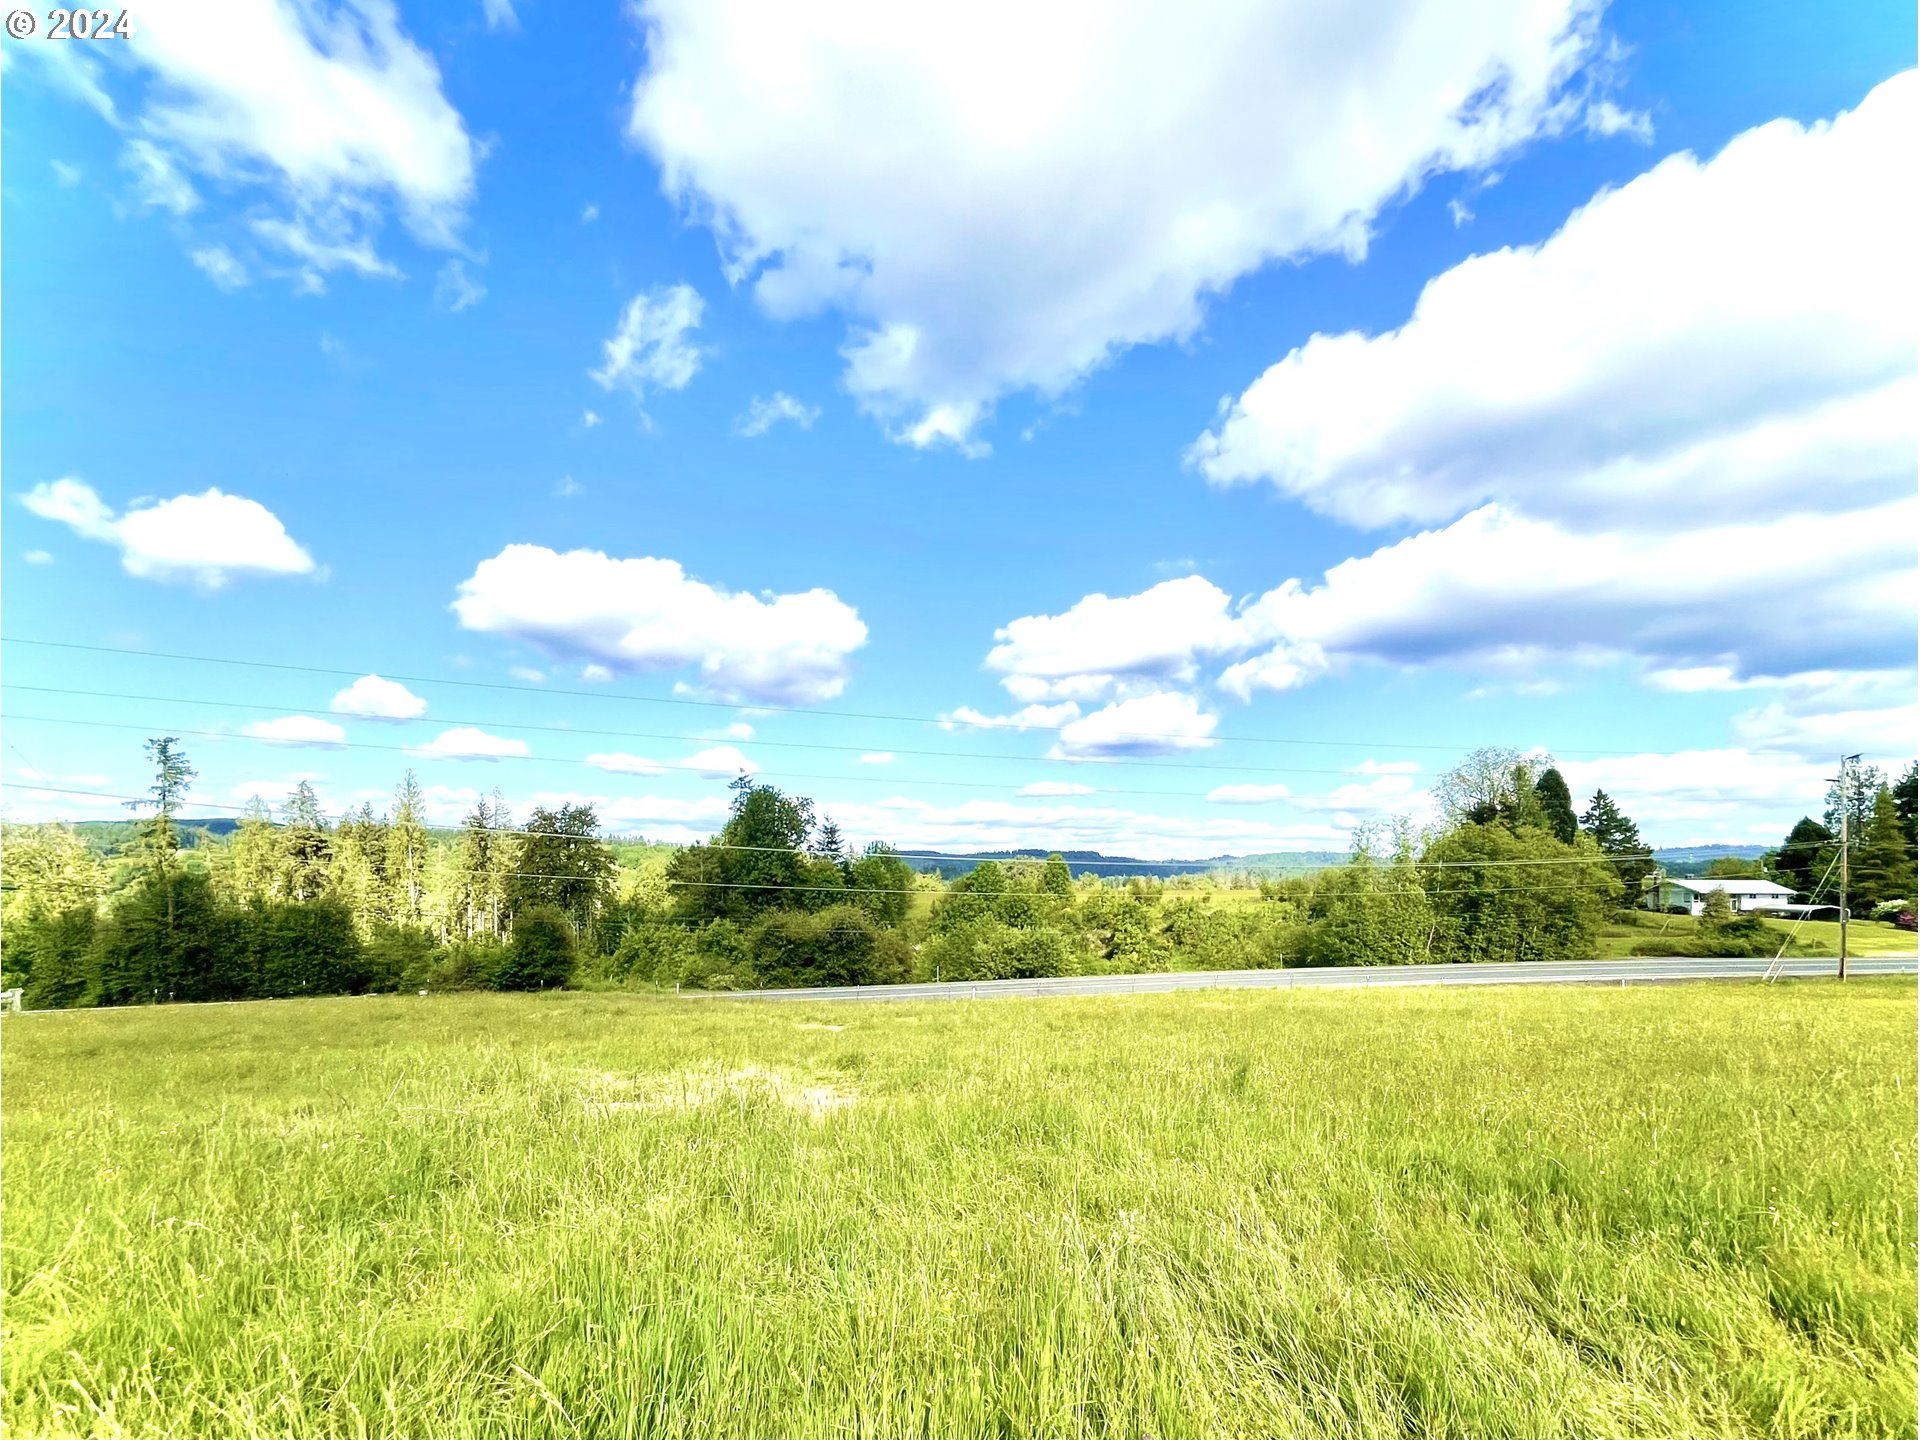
[1833,753,1862,981]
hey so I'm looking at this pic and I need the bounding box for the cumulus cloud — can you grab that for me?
[1191,74,1917,532]
[13,1,477,276]
[627,0,1612,448]
[1052,692,1219,760]
[19,477,317,588]
[242,715,347,748]
[858,752,894,765]
[986,576,1241,702]
[1018,781,1096,798]
[451,544,869,705]
[330,674,428,721]
[1207,783,1292,805]
[590,284,704,399]
[734,392,822,437]
[408,727,530,761]
[1218,498,1917,698]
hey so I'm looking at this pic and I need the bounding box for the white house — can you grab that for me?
[1644,877,1796,915]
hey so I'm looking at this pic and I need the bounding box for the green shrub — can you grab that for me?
[495,907,575,991]
[1631,914,1780,958]
[749,904,907,989]
[364,925,440,992]
[921,917,1079,981]
[247,898,369,998]
[611,921,693,986]
[14,906,97,1010]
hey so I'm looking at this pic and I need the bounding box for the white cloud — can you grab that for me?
[254,217,400,279]
[1557,749,1839,839]
[590,284,704,399]
[435,258,486,311]
[1052,691,1219,760]
[191,245,249,290]
[685,745,758,778]
[986,576,1241,702]
[409,726,530,761]
[23,551,53,566]
[586,752,669,776]
[581,203,600,224]
[1218,498,1917,697]
[19,477,317,589]
[1349,759,1422,775]
[1192,74,1917,533]
[330,674,427,721]
[242,715,347,748]
[481,0,518,32]
[51,159,85,186]
[20,2,477,276]
[719,722,754,740]
[123,139,197,212]
[554,475,584,498]
[509,666,547,683]
[858,752,894,765]
[581,409,603,427]
[627,0,1611,448]
[1585,99,1652,141]
[580,664,615,683]
[940,701,1082,733]
[1017,781,1095,798]
[734,392,822,437]
[451,543,869,704]
[1207,783,1292,805]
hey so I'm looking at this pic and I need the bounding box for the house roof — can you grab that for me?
[1660,877,1793,895]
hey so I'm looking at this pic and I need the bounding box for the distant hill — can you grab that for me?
[35,820,1776,880]
[897,848,1346,880]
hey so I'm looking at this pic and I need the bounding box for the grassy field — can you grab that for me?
[4,981,1915,1438]
[1596,911,1918,959]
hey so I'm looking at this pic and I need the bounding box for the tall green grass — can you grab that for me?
[4,980,1914,1438]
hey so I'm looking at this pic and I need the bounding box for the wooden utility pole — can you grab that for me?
[1836,752,1861,982]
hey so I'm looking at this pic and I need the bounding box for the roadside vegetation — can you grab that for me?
[3,742,1912,1007]
[4,978,1913,1438]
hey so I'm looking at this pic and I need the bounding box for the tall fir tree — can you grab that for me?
[388,771,429,925]
[1850,786,1914,906]
[1579,789,1654,899]
[1533,767,1579,844]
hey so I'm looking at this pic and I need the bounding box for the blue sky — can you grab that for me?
[3,0,1914,856]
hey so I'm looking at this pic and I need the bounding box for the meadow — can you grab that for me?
[3,979,1915,1439]
[1594,912,1918,960]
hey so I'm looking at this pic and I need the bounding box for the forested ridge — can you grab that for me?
[3,740,1913,1008]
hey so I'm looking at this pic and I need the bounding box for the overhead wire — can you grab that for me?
[0,634,1670,756]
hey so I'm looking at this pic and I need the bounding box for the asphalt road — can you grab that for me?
[710,954,1918,1004]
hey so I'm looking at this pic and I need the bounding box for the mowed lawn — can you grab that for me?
[1596,914,1918,959]
[3,982,1915,1439]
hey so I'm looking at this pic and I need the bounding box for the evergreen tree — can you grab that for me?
[224,797,286,904]
[330,803,393,936]
[1533,767,1579,844]
[1851,786,1914,907]
[809,816,848,864]
[1041,852,1074,898]
[388,771,429,923]
[1824,764,1883,847]
[1894,762,1918,853]
[1771,817,1834,897]
[454,796,507,939]
[279,781,332,902]
[1579,790,1655,899]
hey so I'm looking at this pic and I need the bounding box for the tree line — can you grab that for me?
[6,740,1910,1009]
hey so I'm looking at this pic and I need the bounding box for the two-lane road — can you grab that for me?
[711,954,1918,1004]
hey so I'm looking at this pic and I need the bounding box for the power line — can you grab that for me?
[0,684,1394,778]
[0,635,1663,756]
